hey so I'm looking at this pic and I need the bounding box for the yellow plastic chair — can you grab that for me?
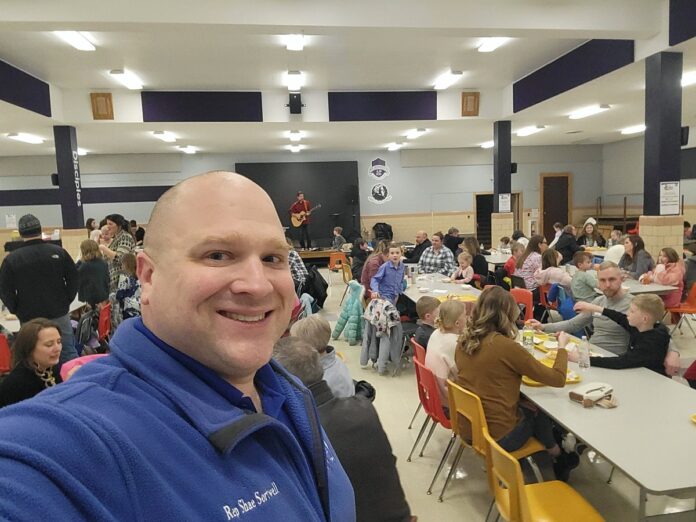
[339,263,353,306]
[483,427,604,522]
[434,381,545,502]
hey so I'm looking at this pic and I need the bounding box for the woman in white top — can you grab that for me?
[424,299,467,407]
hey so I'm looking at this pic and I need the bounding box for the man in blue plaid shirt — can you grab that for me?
[417,232,456,276]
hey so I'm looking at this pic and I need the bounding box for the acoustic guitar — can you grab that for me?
[291,204,321,227]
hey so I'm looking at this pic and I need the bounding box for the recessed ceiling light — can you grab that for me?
[284,34,305,51]
[7,133,44,144]
[569,104,611,119]
[109,69,143,90]
[177,145,197,154]
[516,125,545,137]
[287,144,303,153]
[433,70,463,90]
[387,142,404,152]
[683,71,696,87]
[287,130,304,142]
[283,70,305,91]
[77,148,88,156]
[54,31,95,51]
[620,124,646,135]
[405,128,428,140]
[152,131,177,143]
[477,37,509,53]
[480,140,494,149]
[565,130,583,134]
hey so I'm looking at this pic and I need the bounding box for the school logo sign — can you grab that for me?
[368,183,391,204]
[369,158,390,179]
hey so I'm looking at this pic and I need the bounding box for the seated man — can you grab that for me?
[0,171,355,521]
[417,232,456,276]
[529,261,680,375]
[274,337,415,522]
[286,238,309,288]
[403,230,431,264]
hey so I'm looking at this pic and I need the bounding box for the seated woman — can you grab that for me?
[618,234,655,280]
[455,287,576,480]
[513,235,547,294]
[576,219,606,247]
[461,237,488,278]
[424,300,467,407]
[640,247,684,308]
[0,318,63,408]
[534,248,572,291]
[570,294,670,376]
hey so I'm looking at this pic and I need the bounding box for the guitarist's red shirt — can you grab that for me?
[290,199,311,225]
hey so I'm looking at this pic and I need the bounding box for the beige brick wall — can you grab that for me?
[491,213,514,244]
[638,215,683,260]
[360,212,476,243]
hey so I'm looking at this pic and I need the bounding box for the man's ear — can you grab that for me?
[136,251,155,305]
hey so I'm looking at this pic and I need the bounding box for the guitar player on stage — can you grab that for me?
[289,191,312,249]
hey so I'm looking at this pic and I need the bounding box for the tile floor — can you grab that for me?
[316,268,696,522]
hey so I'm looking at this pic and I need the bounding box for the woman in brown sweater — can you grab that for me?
[456,287,575,477]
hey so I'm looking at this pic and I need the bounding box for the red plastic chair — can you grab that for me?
[408,360,458,495]
[510,288,534,322]
[0,334,11,374]
[667,284,696,336]
[407,339,428,429]
[98,303,112,342]
[538,284,557,323]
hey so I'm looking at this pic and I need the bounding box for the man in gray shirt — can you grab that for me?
[530,261,680,374]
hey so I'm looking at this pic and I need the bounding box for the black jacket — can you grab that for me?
[0,239,78,322]
[472,254,488,278]
[555,232,583,265]
[309,380,411,522]
[590,308,670,376]
[0,363,62,408]
[404,239,431,264]
[76,258,110,306]
[443,235,464,255]
[350,246,369,280]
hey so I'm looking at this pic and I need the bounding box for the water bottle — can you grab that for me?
[522,325,535,354]
[578,336,591,371]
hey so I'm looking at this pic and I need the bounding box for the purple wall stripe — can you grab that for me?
[669,0,696,46]
[141,91,262,122]
[513,40,634,113]
[0,58,51,117]
[328,91,437,121]
[0,186,172,207]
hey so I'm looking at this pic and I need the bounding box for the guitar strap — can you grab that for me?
[303,200,309,212]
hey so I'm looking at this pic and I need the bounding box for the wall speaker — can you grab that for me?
[510,162,518,174]
[682,126,690,147]
[288,92,302,114]
[50,173,59,186]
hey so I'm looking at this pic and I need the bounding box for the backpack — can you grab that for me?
[301,265,328,309]
[76,309,97,346]
[372,222,393,241]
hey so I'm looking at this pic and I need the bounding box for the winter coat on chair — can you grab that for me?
[360,299,403,374]
[333,280,365,346]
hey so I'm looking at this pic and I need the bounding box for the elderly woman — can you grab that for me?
[0,319,63,408]
[98,214,136,291]
[455,286,578,480]
[618,234,655,280]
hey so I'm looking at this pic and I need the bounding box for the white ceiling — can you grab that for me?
[0,0,694,157]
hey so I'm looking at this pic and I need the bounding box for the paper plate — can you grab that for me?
[691,414,696,425]
[543,340,559,350]
[418,287,430,293]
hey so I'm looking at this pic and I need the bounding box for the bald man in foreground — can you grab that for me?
[0,172,355,521]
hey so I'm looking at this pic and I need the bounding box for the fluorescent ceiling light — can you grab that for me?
[387,142,404,152]
[284,34,305,51]
[152,131,177,143]
[287,144,303,153]
[77,148,88,156]
[477,37,509,53]
[569,104,611,120]
[405,128,428,140]
[177,145,197,154]
[620,124,646,135]
[433,70,463,90]
[109,69,143,90]
[516,125,545,137]
[287,130,304,142]
[284,70,305,91]
[480,140,494,149]
[54,31,95,51]
[682,71,696,87]
[7,133,44,144]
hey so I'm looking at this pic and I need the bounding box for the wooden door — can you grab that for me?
[541,173,571,242]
